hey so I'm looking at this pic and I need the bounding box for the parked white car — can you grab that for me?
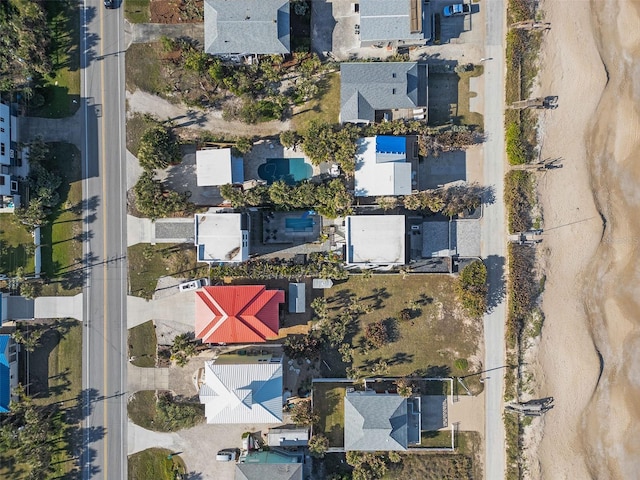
[178,278,209,292]
[216,450,235,462]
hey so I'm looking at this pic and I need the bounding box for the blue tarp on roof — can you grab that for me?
[0,335,11,413]
[376,136,406,154]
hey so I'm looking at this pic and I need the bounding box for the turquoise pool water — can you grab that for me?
[257,158,312,185]
[242,450,301,464]
[286,217,314,231]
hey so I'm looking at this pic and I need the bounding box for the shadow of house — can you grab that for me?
[418,151,467,190]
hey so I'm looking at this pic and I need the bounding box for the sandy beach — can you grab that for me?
[532,0,640,478]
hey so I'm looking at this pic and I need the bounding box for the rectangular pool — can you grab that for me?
[285,217,314,231]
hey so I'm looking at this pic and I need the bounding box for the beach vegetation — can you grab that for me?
[456,260,488,318]
[504,170,534,233]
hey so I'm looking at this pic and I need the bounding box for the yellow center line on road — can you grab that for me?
[99,7,110,479]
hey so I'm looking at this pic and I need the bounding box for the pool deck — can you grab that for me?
[262,211,322,244]
[243,139,320,183]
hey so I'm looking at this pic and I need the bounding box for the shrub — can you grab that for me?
[454,358,469,371]
[155,392,205,431]
[506,122,526,165]
[308,434,329,458]
[137,125,182,170]
[279,130,300,148]
[456,260,488,318]
[283,334,322,359]
[504,170,533,233]
[365,321,388,349]
[290,400,318,426]
[395,377,413,397]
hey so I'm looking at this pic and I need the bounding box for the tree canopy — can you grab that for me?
[0,0,51,91]
[137,124,182,171]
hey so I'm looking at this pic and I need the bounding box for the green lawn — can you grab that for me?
[419,430,453,448]
[124,0,151,23]
[0,213,35,275]
[40,143,83,296]
[128,321,157,367]
[128,243,209,300]
[292,72,341,132]
[128,390,157,430]
[126,43,168,97]
[0,321,83,478]
[128,448,187,480]
[313,382,348,448]
[29,1,80,118]
[323,275,481,388]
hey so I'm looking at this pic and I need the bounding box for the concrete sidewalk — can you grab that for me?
[34,293,84,321]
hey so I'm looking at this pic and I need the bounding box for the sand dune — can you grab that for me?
[535,0,640,478]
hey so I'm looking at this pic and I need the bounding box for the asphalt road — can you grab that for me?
[80,1,128,478]
[481,1,507,479]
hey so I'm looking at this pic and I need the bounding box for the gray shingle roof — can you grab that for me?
[205,0,290,55]
[344,391,409,451]
[340,62,428,123]
[359,0,425,43]
[236,463,303,480]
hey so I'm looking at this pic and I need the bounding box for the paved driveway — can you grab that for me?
[127,294,195,329]
[128,419,279,480]
[34,293,83,321]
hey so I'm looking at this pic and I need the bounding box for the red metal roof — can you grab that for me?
[195,285,285,344]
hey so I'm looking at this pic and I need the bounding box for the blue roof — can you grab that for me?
[0,335,11,413]
[376,136,406,154]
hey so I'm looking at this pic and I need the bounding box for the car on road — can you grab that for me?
[179,278,209,292]
[443,3,471,16]
[104,0,116,8]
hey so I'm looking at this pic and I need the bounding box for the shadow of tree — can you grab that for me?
[485,254,506,311]
[388,352,414,366]
[383,317,400,342]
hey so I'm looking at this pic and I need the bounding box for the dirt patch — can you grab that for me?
[150,0,203,23]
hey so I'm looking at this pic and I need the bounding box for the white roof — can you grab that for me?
[354,137,412,197]
[345,215,406,265]
[199,360,283,424]
[196,148,243,186]
[195,213,248,263]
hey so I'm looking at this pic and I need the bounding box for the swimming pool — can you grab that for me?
[257,158,312,185]
[285,217,314,231]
